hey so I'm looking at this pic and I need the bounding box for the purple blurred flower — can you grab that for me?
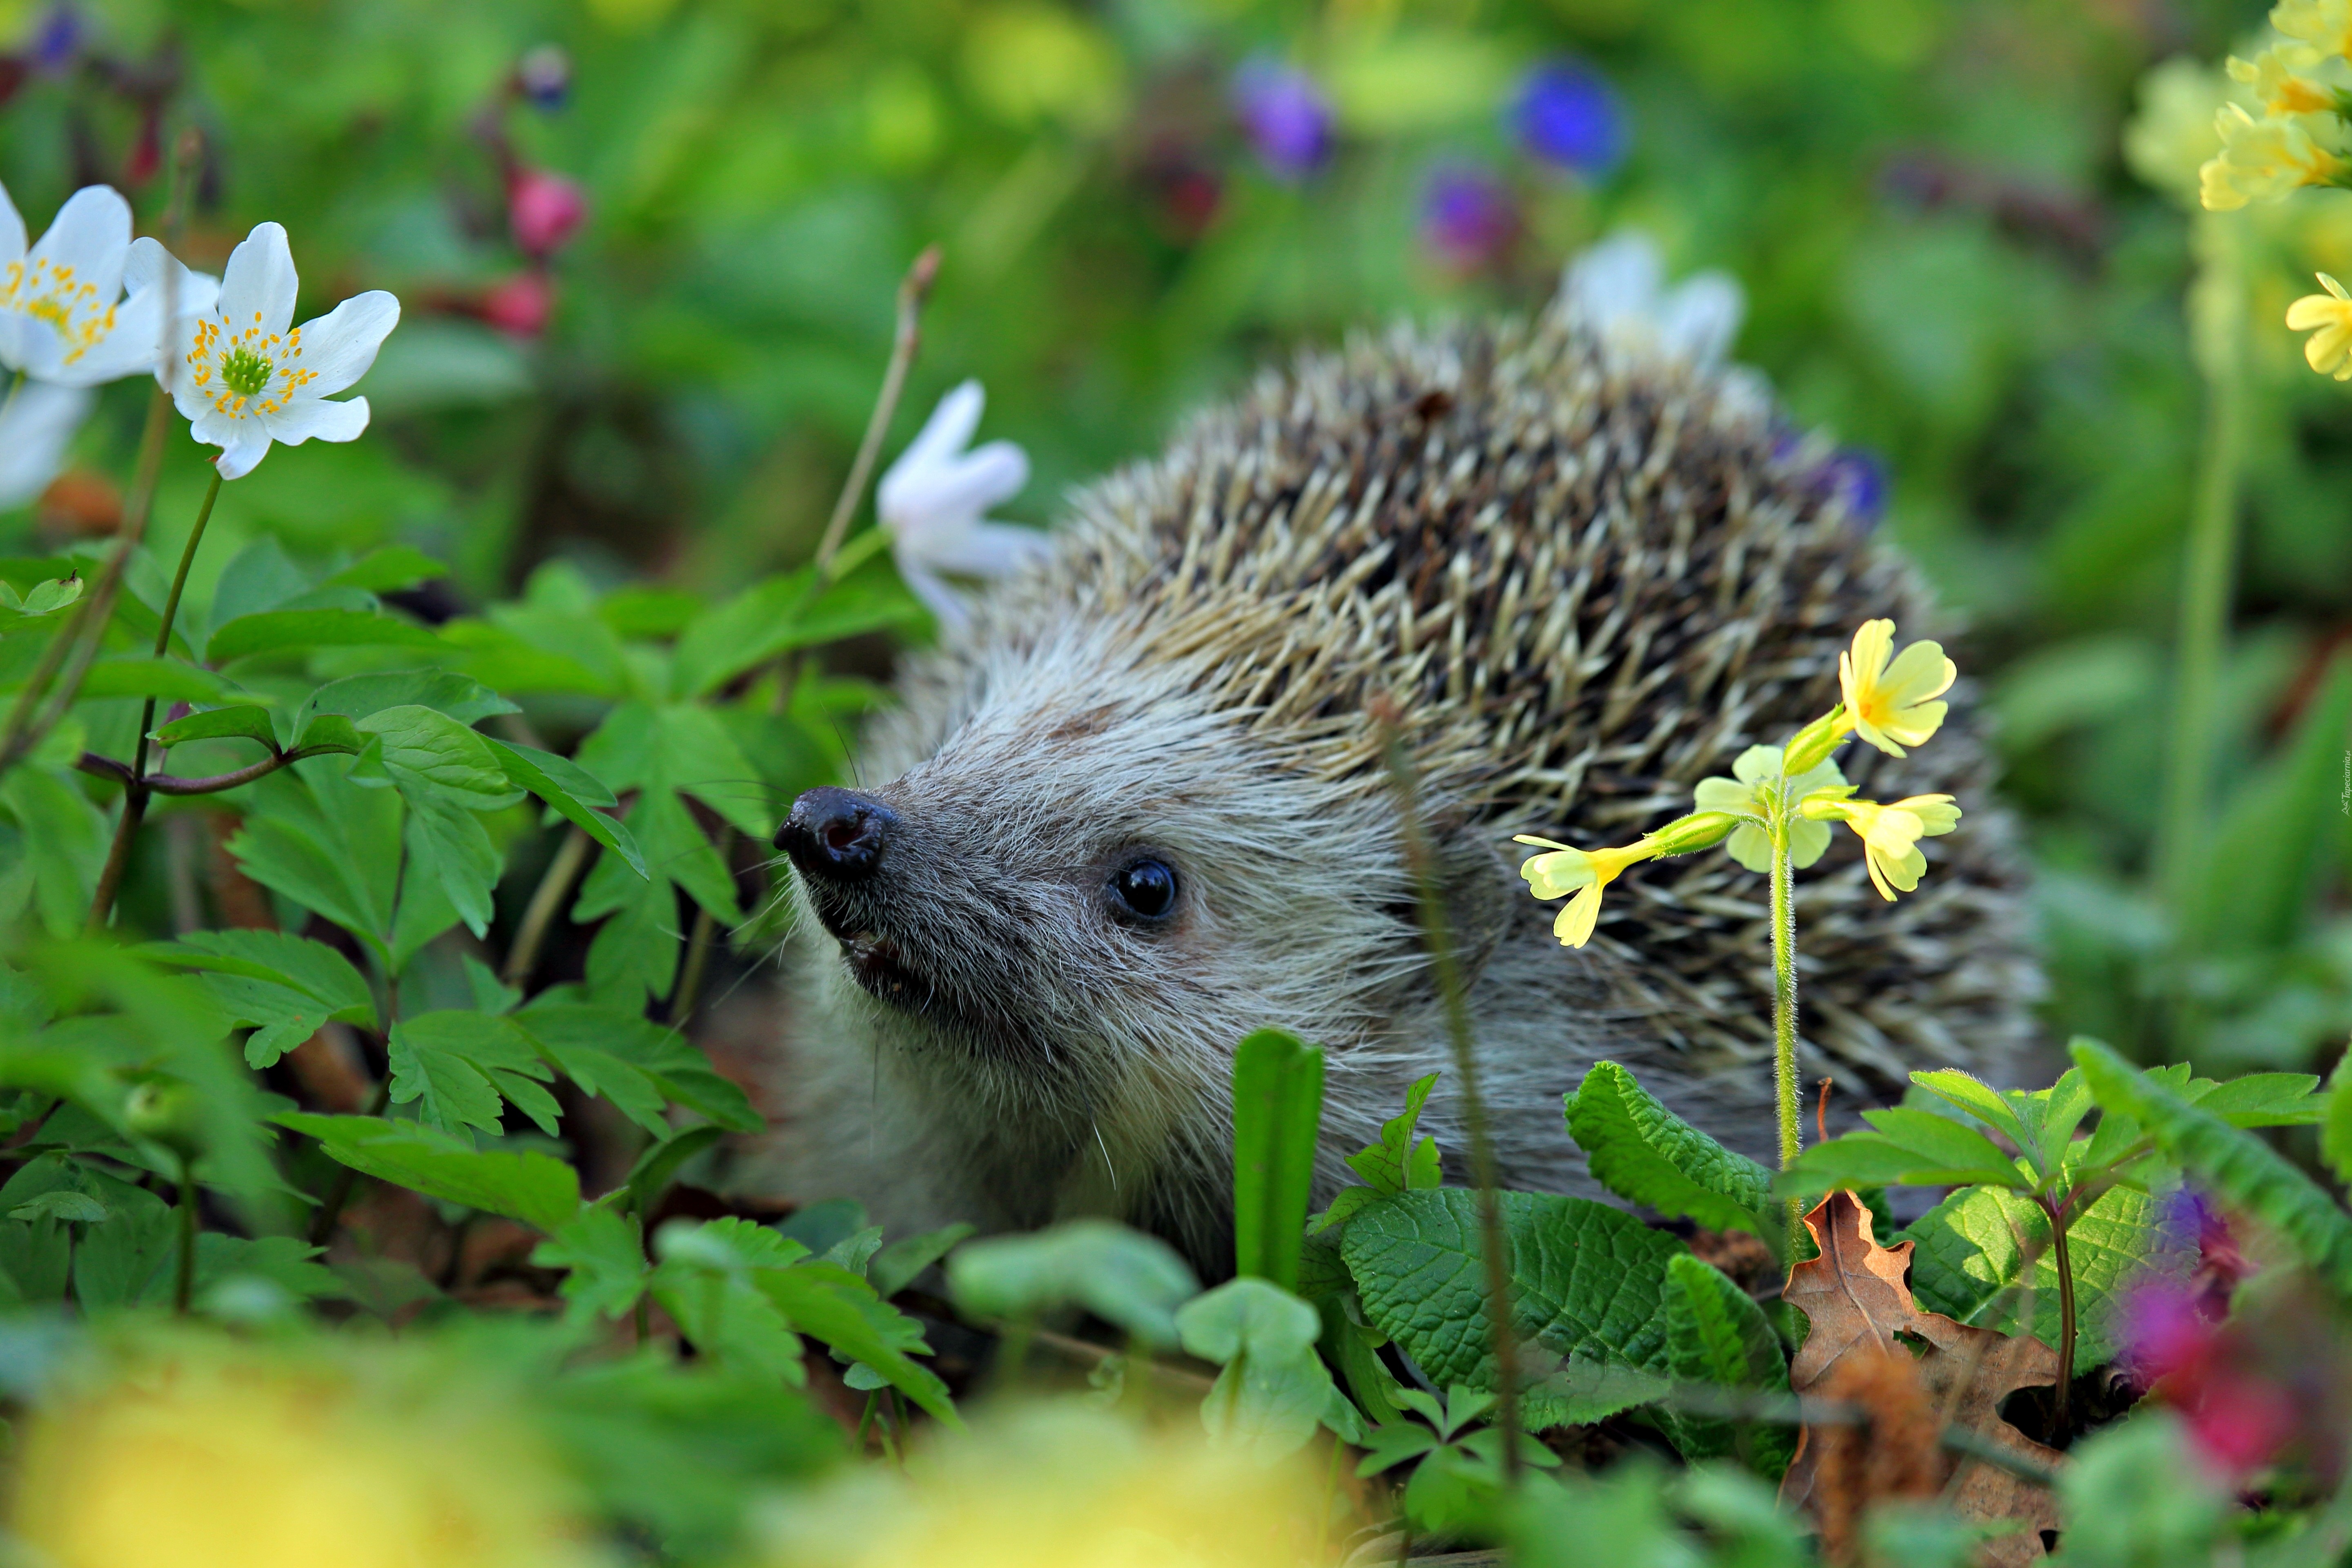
[517,44,570,111]
[1232,57,1333,182]
[1510,58,1625,176]
[31,4,80,76]
[1420,164,1518,272]
[1822,448,1886,523]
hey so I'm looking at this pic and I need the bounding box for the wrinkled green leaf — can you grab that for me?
[947,1220,1200,1349]
[1566,1061,1777,1245]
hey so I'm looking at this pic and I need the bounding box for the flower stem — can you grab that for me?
[2158,211,2245,1033]
[811,245,941,574]
[668,825,738,1028]
[1771,808,1801,1174]
[89,467,224,930]
[503,824,593,988]
[2046,1194,2077,1440]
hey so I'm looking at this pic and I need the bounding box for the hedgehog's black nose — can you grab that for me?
[777,786,898,882]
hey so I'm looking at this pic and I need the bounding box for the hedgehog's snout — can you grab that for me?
[777,786,897,883]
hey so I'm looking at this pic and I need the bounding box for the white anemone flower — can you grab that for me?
[0,182,220,508]
[1562,230,1745,368]
[877,380,1047,631]
[163,222,399,481]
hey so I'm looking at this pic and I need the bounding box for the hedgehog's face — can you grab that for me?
[774,626,1445,1119]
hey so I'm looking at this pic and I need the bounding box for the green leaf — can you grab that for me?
[1566,1061,1777,1244]
[300,669,518,727]
[1176,1277,1350,1456]
[515,1002,762,1134]
[141,931,376,1068]
[1855,1107,2024,1183]
[278,1112,581,1233]
[650,1225,808,1385]
[754,1263,960,1427]
[1658,1253,1793,1474]
[532,1204,651,1325]
[1778,1128,2024,1198]
[388,1011,561,1140]
[1909,1069,2032,1149]
[354,705,514,800]
[0,769,112,936]
[151,705,281,749]
[11,1189,107,1224]
[947,1220,1200,1349]
[400,786,506,939]
[1346,1071,1441,1196]
[2187,655,2351,953]
[869,1222,976,1300]
[2073,1038,2352,1295]
[671,561,925,700]
[2325,1053,2352,1187]
[323,546,448,593]
[2186,1072,2328,1127]
[1339,1188,1685,1428]
[1903,1183,2192,1367]
[206,608,440,664]
[76,657,245,704]
[484,737,645,879]
[1231,1028,1325,1291]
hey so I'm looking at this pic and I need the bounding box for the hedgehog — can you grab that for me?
[761,293,2038,1278]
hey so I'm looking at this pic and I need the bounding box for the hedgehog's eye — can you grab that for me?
[1109,858,1178,922]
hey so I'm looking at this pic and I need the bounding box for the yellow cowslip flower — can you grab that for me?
[14,1336,591,1568]
[1691,743,1849,874]
[2229,45,2339,115]
[2201,104,2350,210]
[2272,0,2352,60]
[1835,619,1956,759]
[1512,833,1657,948]
[1803,794,1961,902]
[2287,272,2352,377]
[760,1402,1334,1568]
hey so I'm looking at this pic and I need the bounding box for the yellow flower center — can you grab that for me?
[0,258,120,366]
[184,312,315,420]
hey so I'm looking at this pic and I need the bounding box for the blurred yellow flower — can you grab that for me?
[2229,45,2338,115]
[1803,794,1960,902]
[760,1403,1334,1568]
[1835,619,1956,758]
[2124,58,2234,202]
[961,4,1126,131]
[2201,105,2349,210]
[14,1338,590,1568]
[1512,835,1655,948]
[2287,272,2352,376]
[2271,0,2352,60]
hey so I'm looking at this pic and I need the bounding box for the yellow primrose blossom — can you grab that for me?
[2287,272,2352,376]
[2229,45,2338,115]
[2271,0,2352,60]
[1513,834,1656,948]
[2201,104,2350,210]
[1691,744,1850,873]
[1835,619,1956,758]
[1802,794,1961,902]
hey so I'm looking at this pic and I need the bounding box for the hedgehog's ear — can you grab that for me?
[1425,827,1516,982]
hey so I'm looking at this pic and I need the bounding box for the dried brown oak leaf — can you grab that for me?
[1779,1191,2066,1567]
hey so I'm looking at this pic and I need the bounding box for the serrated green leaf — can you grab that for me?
[1658,1253,1793,1474]
[301,669,518,727]
[1347,1072,1441,1196]
[515,1002,762,1134]
[1857,1107,2023,1180]
[151,705,280,749]
[947,1220,1200,1349]
[484,736,644,879]
[623,1125,726,1217]
[869,1222,976,1300]
[207,608,440,664]
[650,1220,810,1385]
[1778,1129,2022,1198]
[671,561,925,700]
[2073,1038,2352,1296]
[1232,1028,1324,1291]
[755,1263,960,1427]
[1566,1061,1776,1244]
[278,1111,581,1233]
[2185,1072,2327,1127]
[1909,1069,2032,1149]
[532,1204,651,1325]
[399,786,504,939]
[1902,1183,2192,1366]
[1339,1188,1684,1429]
[142,931,376,1068]
[388,1011,561,1139]
[356,705,513,800]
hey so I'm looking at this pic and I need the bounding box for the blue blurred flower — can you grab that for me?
[1419,164,1518,271]
[1231,57,1333,182]
[517,45,570,111]
[1822,448,1887,524]
[1510,58,1625,176]
[31,4,80,76]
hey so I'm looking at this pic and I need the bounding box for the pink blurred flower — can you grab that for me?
[2119,1274,2296,1479]
[480,272,554,338]
[508,168,587,259]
